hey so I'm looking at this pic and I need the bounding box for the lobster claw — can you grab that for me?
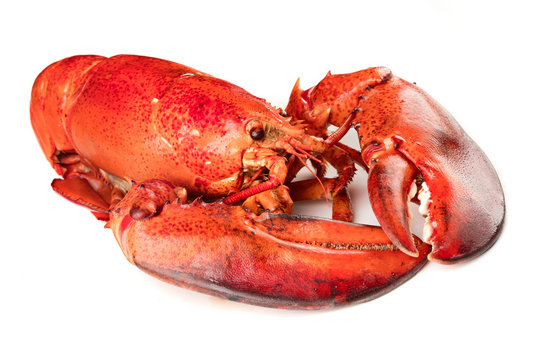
[367,149,420,257]
[107,180,430,309]
[286,67,505,263]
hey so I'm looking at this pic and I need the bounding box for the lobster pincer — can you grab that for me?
[108,180,430,309]
[286,67,505,263]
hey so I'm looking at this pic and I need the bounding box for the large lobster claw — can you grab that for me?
[286,67,505,263]
[107,180,430,309]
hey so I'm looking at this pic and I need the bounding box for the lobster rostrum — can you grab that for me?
[286,67,505,263]
[30,55,500,309]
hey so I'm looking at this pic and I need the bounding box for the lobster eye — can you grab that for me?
[250,127,265,140]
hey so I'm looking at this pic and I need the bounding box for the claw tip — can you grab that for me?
[398,245,419,258]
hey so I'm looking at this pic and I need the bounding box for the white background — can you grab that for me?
[1,1,534,359]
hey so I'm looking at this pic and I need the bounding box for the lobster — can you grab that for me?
[30,55,504,309]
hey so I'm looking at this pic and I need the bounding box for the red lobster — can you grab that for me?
[30,55,504,309]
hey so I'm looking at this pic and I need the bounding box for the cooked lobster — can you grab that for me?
[30,55,503,308]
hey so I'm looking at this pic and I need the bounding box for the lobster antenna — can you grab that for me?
[222,177,281,205]
[325,112,354,147]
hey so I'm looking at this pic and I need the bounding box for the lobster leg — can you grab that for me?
[52,176,110,213]
[289,178,354,222]
[286,141,357,222]
[108,180,430,309]
[286,67,505,263]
